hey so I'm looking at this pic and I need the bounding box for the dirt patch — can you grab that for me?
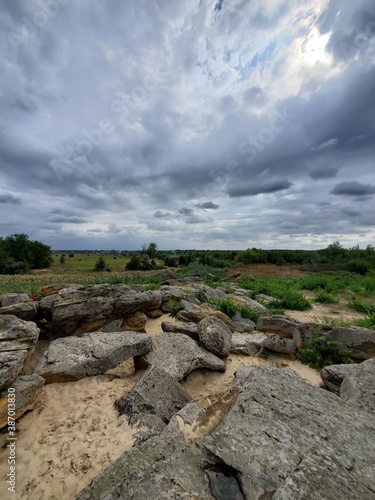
[226,263,311,279]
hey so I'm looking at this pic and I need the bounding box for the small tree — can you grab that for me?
[146,242,158,259]
[60,254,65,265]
[94,256,106,271]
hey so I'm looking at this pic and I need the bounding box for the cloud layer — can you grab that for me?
[1,0,375,249]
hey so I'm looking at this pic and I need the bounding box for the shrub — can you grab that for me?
[210,298,238,318]
[346,259,370,275]
[296,335,353,370]
[94,256,107,272]
[60,255,65,265]
[169,298,182,318]
[314,290,338,304]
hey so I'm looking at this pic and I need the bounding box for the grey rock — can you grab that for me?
[232,295,269,315]
[161,320,199,341]
[115,366,192,424]
[322,358,375,413]
[177,300,234,330]
[255,293,276,304]
[197,315,232,357]
[160,298,174,313]
[139,332,226,380]
[0,301,38,321]
[325,326,375,360]
[262,334,297,354]
[233,312,256,333]
[0,374,44,429]
[197,285,228,304]
[230,333,267,355]
[35,331,152,383]
[145,308,163,318]
[79,366,375,499]
[0,294,31,307]
[257,314,300,338]
[0,315,40,390]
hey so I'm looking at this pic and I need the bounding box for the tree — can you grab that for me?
[146,242,158,259]
[94,256,106,271]
[60,254,65,265]
[0,233,53,273]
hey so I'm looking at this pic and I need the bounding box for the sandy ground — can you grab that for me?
[1,314,322,500]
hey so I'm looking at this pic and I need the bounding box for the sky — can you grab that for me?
[0,0,375,250]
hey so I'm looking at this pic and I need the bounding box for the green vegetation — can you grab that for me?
[314,290,338,304]
[169,298,183,318]
[209,298,261,323]
[296,335,353,370]
[0,233,53,274]
[94,256,107,272]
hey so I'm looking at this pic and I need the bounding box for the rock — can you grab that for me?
[115,366,192,425]
[138,332,226,380]
[197,316,232,357]
[0,315,40,390]
[0,294,31,307]
[0,375,44,429]
[230,333,267,355]
[255,293,276,304]
[35,331,152,383]
[0,301,38,321]
[145,308,163,318]
[79,366,375,499]
[160,299,174,313]
[49,285,162,335]
[161,320,199,341]
[322,358,375,413]
[320,363,357,395]
[129,284,145,292]
[41,284,78,296]
[233,311,256,333]
[176,301,234,330]
[257,314,301,338]
[197,285,228,304]
[122,312,147,332]
[325,326,375,360]
[262,334,297,354]
[231,295,269,315]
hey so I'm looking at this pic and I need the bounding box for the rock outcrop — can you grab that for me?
[0,374,44,429]
[35,331,152,383]
[78,366,375,499]
[230,332,267,355]
[137,332,226,380]
[0,315,40,390]
[197,315,233,357]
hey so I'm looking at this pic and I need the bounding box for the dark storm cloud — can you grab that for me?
[0,193,21,204]
[179,207,195,216]
[228,178,293,198]
[330,181,375,196]
[309,166,339,180]
[195,202,219,209]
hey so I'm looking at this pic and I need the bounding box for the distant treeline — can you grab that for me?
[0,234,53,274]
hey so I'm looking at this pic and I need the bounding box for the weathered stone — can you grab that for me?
[177,301,234,330]
[325,326,375,360]
[0,375,44,429]
[255,293,276,304]
[231,295,269,315]
[262,334,297,354]
[233,311,256,333]
[160,298,174,313]
[0,294,31,307]
[35,331,152,383]
[230,333,267,355]
[322,358,375,413]
[129,284,145,292]
[257,314,300,338]
[197,315,232,357]
[115,366,192,424]
[79,366,375,499]
[0,301,38,321]
[197,285,228,304]
[41,284,78,297]
[0,315,40,390]
[161,320,199,341]
[139,332,226,380]
[145,308,163,318]
[122,311,147,332]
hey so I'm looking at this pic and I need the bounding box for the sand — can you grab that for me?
[0,314,322,500]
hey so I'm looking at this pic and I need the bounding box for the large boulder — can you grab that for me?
[261,334,297,355]
[176,300,234,330]
[42,284,162,335]
[78,366,375,499]
[257,315,301,338]
[325,326,375,360]
[0,301,38,322]
[233,311,256,333]
[137,332,226,381]
[115,366,192,424]
[197,315,232,357]
[0,374,44,429]
[230,333,267,356]
[0,315,40,390]
[0,294,32,307]
[35,331,152,383]
[321,358,375,413]
[161,320,199,341]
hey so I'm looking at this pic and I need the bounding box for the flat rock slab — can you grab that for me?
[35,331,152,383]
[257,315,300,338]
[78,366,375,499]
[230,333,267,355]
[0,374,44,429]
[0,315,40,390]
[139,332,226,380]
[198,315,233,357]
[262,334,297,354]
[161,320,199,341]
[115,366,192,424]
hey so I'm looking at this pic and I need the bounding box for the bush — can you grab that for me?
[346,259,370,275]
[314,290,338,304]
[94,256,107,272]
[296,335,353,370]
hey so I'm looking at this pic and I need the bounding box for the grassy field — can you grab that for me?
[50,252,131,272]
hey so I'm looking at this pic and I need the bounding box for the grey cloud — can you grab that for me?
[153,210,172,218]
[309,166,339,180]
[48,216,89,224]
[0,193,21,204]
[179,207,195,216]
[195,202,219,209]
[228,179,293,198]
[330,181,375,196]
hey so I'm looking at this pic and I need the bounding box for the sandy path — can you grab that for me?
[0,313,321,500]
